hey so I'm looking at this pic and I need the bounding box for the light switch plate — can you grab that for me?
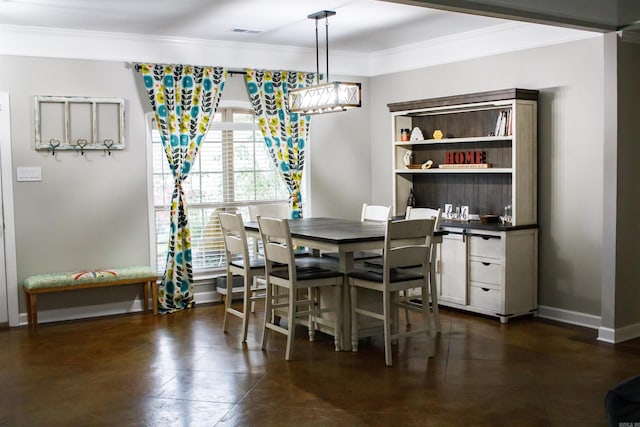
[17,167,42,182]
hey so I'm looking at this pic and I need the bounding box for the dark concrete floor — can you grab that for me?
[1,302,637,426]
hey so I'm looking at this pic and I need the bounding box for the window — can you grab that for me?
[150,107,288,274]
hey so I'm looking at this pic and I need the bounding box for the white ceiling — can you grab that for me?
[0,0,603,76]
[0,0,511,52]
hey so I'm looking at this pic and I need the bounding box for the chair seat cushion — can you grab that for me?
[230,258,267,270]
[23,266,156,290]
[271,266,343,281]
[363,259,422,270]
[215,275,244,291]
[347,269,423,283]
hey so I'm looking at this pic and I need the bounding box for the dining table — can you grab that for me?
[244,217,445,351]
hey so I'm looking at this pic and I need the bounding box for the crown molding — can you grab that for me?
[369,21,599,75]
[1,22,598,77]
[618,29,640,44]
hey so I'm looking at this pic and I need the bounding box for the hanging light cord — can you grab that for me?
[324,14,330,83]
[313,12,332,85]
[314,17,320,85]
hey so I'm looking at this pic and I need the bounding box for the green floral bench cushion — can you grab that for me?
[23,266,157,290]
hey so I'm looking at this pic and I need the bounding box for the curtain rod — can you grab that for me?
[126,64,312,76]
[125,62,246,74]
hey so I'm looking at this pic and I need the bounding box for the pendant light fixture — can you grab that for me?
[288,10,361,115]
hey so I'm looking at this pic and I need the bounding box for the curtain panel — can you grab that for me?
[244,69,315,218]
[135,63,227,313]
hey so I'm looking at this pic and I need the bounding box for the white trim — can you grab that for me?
[218,100,252,110]
[598,323,640,344]
[144,113,157,273]
[369,21,598,76]
[1,22,597,77]
[16,284,220,326]
[0,93,19,327]
[537,305,601,329]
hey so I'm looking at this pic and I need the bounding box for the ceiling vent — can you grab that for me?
[231,28,263,34]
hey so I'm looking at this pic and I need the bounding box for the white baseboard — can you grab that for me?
[538,305,640,343]
[18,289,222,327]
[537,305,601,329]
[598,322,640,344]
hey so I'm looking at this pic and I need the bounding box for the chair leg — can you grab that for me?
[285,285,296,361]
[222,272,233,334]
[429,263,441,333]
[241,274,251,343]
[422,283,432,337]
[250,276,257,313]
[383,290,393,367]
[261,280,272,351]
[334,284,342,351]
[308,287,316,342]
[402,290,410,327]
[350,284,359,352]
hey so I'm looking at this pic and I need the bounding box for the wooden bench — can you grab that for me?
[22,266,159,327]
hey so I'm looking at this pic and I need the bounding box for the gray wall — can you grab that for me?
[0,56,370,319]
[1,57,151,315]
[370,36,606,316]
[0,35,628,326]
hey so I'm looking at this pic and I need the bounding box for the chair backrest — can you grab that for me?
[202,208,227,252]
[218,212,251,269]
[249,203,290,221]
[257,216,296,278]
[361,203,392,222]
[405,206,442,230]
[382,218,435,281]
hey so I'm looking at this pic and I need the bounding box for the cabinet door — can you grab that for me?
[438,232,467,305]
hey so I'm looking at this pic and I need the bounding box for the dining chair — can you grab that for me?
[323,203,392,261]
[361,203,392,222]
[258,216,344,360]
[218,212,267,343]
[347,218,435,366]
[402,206,442,331]
[248,203,290,258]
[405,206,442,229]
[364,207,443,332]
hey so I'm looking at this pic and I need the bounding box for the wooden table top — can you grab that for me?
[245,217,386,245]
[245,217,446,244]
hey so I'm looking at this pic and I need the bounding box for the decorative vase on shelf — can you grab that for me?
[407,188,416,208]
[403,151,413,167]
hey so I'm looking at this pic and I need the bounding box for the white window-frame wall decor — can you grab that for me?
[34,95,125,155]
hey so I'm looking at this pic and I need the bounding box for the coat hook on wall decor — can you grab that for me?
[103,139,114,156]
[48,139,60,156]
[76,138,88,156]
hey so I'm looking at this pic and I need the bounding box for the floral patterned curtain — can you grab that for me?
[245,69,315,218]
[135,63,227,313]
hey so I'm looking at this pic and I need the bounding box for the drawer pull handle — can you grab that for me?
[481,288,490,292]
[482,262,491,266]
[482,236,491,240]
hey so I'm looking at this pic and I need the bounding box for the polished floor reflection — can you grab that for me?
[1,302,638,426]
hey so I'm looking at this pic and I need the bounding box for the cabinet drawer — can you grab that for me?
[469,285,502,312]
[469,260,504,287]
[469,235,503,259]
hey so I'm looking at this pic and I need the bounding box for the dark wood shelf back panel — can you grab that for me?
[413,173,511,215]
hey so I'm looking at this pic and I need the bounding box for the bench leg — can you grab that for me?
[151,280,158,315]
[25,292,37,327]
[143,281,150,312]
